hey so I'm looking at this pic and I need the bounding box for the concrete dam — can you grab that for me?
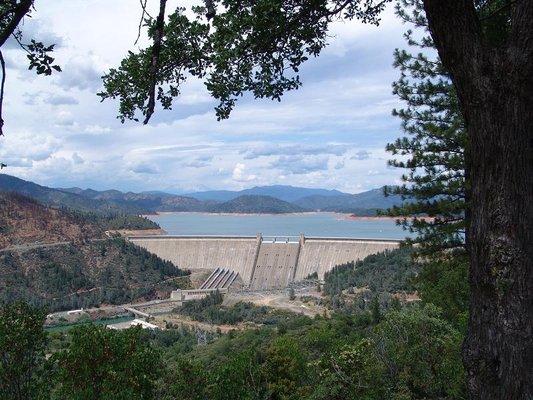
[128,234,399,290]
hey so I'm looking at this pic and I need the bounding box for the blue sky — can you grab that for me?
[2,0,410,194]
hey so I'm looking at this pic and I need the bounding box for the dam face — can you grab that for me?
[129,234,399,290]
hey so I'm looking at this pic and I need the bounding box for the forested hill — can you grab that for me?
[0,173,143,214]
[60,186,209,212]
[0,192,104,249]
[0,192,189,311]
[293,188,404,213]
[0,238,189,312]
[0,192,159,249]
[188,185,345,202]
[1,173,402,214]
[208,195,308,214]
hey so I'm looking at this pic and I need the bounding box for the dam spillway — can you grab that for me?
[128,234,399,290]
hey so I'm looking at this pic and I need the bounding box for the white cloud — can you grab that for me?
[1,0,408,193]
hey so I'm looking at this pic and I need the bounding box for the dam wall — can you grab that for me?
[250,242,301,289]
[129,234,400,290]
[129,235,260,283]
[295,237,399,281]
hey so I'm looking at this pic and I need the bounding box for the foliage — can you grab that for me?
[52,325,160,399]
[209,195,307,214]
[0,238,189,311]
[311,339,387,400]
[323,247,416,297]
[370,304,465,398]
[69,210,160,231]
[416,253,469,331]
[1,299,466,400]
[0,302,48,400]
[385,0,466,256]
[100,0,391,122]
[176,291,297,326]
[384,0,470,334]
[164,304,465,399]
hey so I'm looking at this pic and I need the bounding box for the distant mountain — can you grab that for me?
[0,174,141,214]
[209,195,308,214]
[61,186,210,212]
[2,174,403,215]
[294,188,404,213]
[188,185,346,202]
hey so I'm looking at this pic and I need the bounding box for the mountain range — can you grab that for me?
[0,173,403,215]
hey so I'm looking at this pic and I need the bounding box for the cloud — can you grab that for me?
[232,163,256,182]
[54,110,75,127]
[4,19,63,50]
[72,152,84,164]
[131,163,159,175]
[269,155,329,175]
[55,58,102,91]
[44,94,79,106]
[334,160,345,170]
[241,143,349,160]
[22,92,79,106]
[3,0,408,193]
[182,159,211,168]
[351,150,371,160]
[0,133,60,168]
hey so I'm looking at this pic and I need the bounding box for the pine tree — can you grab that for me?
[385,0,467,257]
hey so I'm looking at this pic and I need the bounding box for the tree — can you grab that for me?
[100,2,531,396]
[0,302,48,400]
[313,305,465,399]
[372,305,466,399]
[0,0,61,162]
[420,2,532,398]
[386,0,470,332]
[53,325,160,399]
[370,294,381,323]
[385,0,467,256]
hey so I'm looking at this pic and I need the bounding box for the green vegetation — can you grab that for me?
[209,195,307,214]
[0,303,48,400]
[0,238,189,312]
[1,300,467,400]
[53,325,160,399]
[324,247,416,297]
[69,210,160,231]
[385,1,466,256]
[176,291,297,326]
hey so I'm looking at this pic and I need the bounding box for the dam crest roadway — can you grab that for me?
[128,234,399,291]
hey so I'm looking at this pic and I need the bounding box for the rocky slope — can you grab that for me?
[0,192,103,248]
[0,192,189,311]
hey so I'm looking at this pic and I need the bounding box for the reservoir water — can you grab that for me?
[148,212,409,240]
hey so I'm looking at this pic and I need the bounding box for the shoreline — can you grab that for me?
[145,211,403,219]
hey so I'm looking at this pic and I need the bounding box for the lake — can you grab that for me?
[147,212,409,239]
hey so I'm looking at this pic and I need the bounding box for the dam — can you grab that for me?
[128,234,399,290]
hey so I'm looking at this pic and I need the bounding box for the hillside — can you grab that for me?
[209,195,308,214]
[0,174,144,214]
[0,192,103,249]
[61,186,208,212]
[0,238,189,311]
[294,187,404,213]
[188,185,345,202]
[0,193,189,311]
[2,174,404,214]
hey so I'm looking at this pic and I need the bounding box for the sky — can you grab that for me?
[2,0,411,194]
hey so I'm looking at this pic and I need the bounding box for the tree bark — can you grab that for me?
[422,1,533,399]
[0,0,33,48]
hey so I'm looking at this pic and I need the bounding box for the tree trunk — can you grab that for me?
[462,66,532,400]
[422,1,533,398]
